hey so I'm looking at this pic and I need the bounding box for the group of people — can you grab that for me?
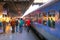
[10,18,32,33]
[0,18,32,33]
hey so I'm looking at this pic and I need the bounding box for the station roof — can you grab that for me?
[0,0,34,17]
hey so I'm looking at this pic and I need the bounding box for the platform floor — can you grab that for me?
[0,28,39,40]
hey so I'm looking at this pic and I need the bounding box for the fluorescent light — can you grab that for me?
[21,5,40,18]
[34,0,51,3]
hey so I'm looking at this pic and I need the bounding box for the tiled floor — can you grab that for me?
[0,28,38,40]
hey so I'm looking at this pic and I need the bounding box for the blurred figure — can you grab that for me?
[2,20,7,33]
[43,20,47,25]
[0,21,2,29]
[15,19,19,32]
[10,18,16,33]
[25,19,31,32]
[0,21,3,33]
[51,18,55,28]
[5,23,11,34]
[19,18,24,33]
[38,18,42,24]
[48,18,51,27]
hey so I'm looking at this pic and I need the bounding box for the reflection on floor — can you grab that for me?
[0,28,38,40]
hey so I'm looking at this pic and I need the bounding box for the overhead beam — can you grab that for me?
[0,0,30,2]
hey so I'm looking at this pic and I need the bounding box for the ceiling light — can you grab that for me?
[34,0,51,3]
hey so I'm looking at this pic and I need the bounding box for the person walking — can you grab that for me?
[2,20,7,33]
[10,18,16,33]
[15,19,18,32]
[25,19,31,32]
[19,18,24,33]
